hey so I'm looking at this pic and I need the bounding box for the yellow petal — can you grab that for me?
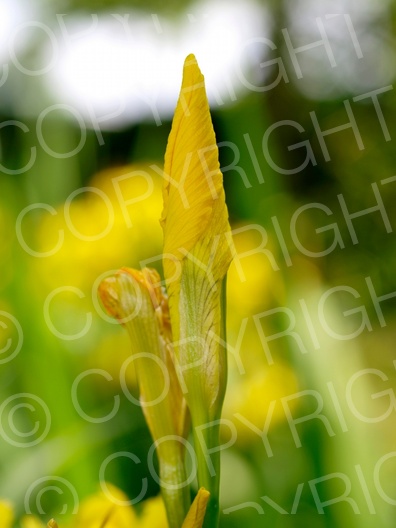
[161,53,232,291]
[181,488,210,528]
[160,54,232,415]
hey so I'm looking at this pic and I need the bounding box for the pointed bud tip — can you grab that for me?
[184,53,197,65]
[181,487,210,528]
[198,487,210,498]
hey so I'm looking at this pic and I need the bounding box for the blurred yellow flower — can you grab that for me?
[223,361,299,446]
[227,224,283,316]
[20,517,44,528]
[0,500,14,528]
[137,494,168,528]
[18,486,168,528]
[71,484,137,528]
[31,164,163,293]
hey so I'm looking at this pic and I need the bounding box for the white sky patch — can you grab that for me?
[284,0,395,99]
[0,0,38,62]
[48,0,269,129]
[1,0,395,127]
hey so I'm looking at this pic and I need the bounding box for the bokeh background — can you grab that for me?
[1,0,396,526]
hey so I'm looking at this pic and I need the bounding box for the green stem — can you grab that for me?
[191,277,227,528]
[193,420,221,528]
[159,444,191,528]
